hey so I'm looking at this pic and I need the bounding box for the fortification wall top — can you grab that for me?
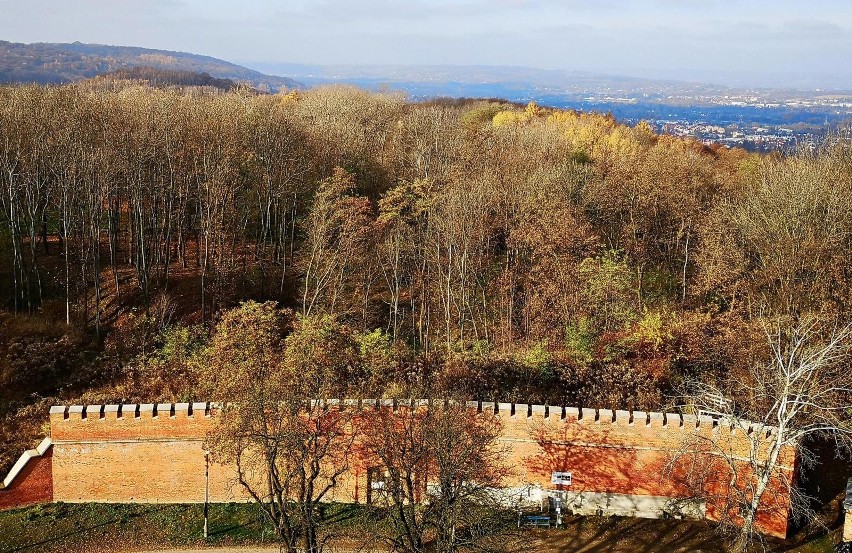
[48,400,794,468]
[50,403,214,442]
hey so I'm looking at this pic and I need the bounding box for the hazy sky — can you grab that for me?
[2,0,852,87]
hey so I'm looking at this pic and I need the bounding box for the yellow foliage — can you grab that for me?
[633,120,657,146]
[492,102,546,127]
[594,125,642,163]
[524,101,543,119]
[492,110,528,127]
[278,90,301,106]
[634,310,674,350]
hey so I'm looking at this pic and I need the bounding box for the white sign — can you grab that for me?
[551,471,572,486]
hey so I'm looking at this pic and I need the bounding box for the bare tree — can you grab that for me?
[360,401,515,553]
[208,396,355,553]
[678,315,852,552]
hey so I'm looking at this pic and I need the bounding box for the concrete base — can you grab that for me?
[504,486,705,520]
[556,491,705,519]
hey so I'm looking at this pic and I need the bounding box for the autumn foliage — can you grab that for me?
[2,83,852,476]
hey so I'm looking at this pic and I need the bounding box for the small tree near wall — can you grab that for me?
[677,316,852,552]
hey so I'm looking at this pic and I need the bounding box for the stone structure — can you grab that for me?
[0,401,796,538]
[844,478,852,543]
[0,437,52,511]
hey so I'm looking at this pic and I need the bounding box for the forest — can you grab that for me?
[1,81,851,478]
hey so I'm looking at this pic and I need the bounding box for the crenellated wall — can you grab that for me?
[48,403,248,505]
[1,400,796,539]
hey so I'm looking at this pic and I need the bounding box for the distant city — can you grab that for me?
[257,62,852,152]
[544,94,845,152]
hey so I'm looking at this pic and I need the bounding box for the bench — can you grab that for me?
[523,515,552,529]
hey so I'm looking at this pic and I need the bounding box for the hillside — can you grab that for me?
[0,40,301,90]
[0,85,849,549]
[90,67,239,91]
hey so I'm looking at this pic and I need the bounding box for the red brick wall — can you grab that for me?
[45,402,795,538]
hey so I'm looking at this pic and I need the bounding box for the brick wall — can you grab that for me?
[844,478,852,543]
[845,508,852,544]
[8,400,795,539]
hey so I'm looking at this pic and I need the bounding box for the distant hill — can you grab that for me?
[92,67,239,91]
[0,41,301,90]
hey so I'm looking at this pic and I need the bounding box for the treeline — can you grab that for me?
[97,67,238,90]
[1,83,852,412]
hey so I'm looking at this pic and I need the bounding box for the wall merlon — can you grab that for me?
[156,403,173,418]
[531,404,546,416]
[681,414,697,430]
[192,403,208,418]
[615,410,631,425]
[122,404,139,419]
[68,406,85,421]
[497,402,512,415]
[648,412,665,428]
[482,401,496,414]
[515,404,530,418]
[103,405,120,420]
[598,409,614,424]
[578,408,594,422]
[343,399,360,408]
[49,406,67,424]
[565,406,580,420]
[666,412,682,428]
[171,403,189,418]
[139,404,155,420]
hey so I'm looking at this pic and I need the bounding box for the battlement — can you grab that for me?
[50,402,213,421]
[47,400,789,468]
[49,402,216,442]
[49,399,771,424]
[48,399,778,437]
[50,398,775,436]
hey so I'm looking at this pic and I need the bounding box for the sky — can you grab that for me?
[2,0,852,88]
